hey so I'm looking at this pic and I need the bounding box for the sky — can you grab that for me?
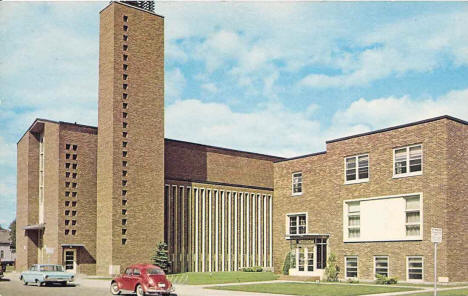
[1,1,468,227]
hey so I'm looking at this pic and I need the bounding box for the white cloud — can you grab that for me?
[166,68,187,101]
[201,83,218,94]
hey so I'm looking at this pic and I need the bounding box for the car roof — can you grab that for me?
[126,263,160,270]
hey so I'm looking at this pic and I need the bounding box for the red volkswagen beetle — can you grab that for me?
[110,264,174,296]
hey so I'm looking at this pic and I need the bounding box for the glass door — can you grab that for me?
[64,249,77,273]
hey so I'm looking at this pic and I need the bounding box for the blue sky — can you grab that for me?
[1,1,468,227]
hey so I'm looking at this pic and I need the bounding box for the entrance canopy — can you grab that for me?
[286,233,329,241]
[61,244,84,248]
[23,223,45,230]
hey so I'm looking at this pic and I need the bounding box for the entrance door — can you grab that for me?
[290,246,316,276]
[64,249,77,273]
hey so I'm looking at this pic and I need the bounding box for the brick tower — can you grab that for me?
[96,1,165,275]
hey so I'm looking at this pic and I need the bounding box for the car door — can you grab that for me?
[129,268,141,290]
[121,268,133,291]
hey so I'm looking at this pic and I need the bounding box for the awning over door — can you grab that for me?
[23,223,45,230]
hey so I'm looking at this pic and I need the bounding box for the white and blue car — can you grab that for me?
[20,264,75,286]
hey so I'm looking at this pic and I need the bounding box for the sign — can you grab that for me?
[431,228,442,243]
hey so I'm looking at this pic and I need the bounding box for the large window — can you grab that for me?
[374,256,389,277]
[405,196,421,237]
[288,214,306,235]
[292,172,302,195]
[345,256,358,278]
[407,256,423,281]
[347,202,360,239]
[345,154,369,183]
[316,238,327,269]
[394,144,422,177]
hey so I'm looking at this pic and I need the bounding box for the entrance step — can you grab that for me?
[279,275,321,282]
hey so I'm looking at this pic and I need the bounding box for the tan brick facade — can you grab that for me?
[273,118,468,283]
[15,2,467,283]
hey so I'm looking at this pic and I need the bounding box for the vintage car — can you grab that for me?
[110,263,174,296]
[20,264,75,286]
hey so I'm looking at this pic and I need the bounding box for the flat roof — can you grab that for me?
[100,1,164,18]
[326,115,467,144]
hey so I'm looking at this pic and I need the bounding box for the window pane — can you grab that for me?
[348,228,360,238]
[406,212,420,223]
[348,215,360,226]
[408,257,423,280]
[395,161,407,174]
[358,155,368,167]
[358,167,368,179]
[406,225,420,236]
[346,157,356,169]
[298,252,304,271]
[346,257,358,278]
[348,202,360,212]
[406,197,420,210]
[307,250,314,271]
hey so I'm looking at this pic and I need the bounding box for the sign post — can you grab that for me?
[431,228,442,296]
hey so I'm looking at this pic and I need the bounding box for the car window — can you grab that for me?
[55,265,63,272]
[40,265,55,272]
[30,265,36,271]
[125,268,132,275]
[133,268,141,276]
[147,268,164,275]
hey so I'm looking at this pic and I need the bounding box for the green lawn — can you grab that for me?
[210,282,422,296]
[167,271,278,285]
[403,288,468,296]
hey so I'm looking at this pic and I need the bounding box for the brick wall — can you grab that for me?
[273,118,466,282]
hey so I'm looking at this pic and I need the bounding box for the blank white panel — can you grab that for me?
[361,198,406,241]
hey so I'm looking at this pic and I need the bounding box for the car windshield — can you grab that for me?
[40,265,63,272]
[147,268,164,275]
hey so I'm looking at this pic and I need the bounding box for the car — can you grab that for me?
[0,258,5,279]
[110,264,174,296]
[20,264,75,286]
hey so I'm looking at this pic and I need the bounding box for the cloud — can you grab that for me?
[201,83,218,94]
[166,68,187,101]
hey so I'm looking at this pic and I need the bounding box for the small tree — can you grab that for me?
[152,241,169,273]
[324,252,340,281]
[9,219,16,250]
[282,252,291,275]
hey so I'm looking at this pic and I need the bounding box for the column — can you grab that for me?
[252,194,256,265]
[263,194,267,267]
[208,189,212,272]
[201,189,206,272]
[234,192,238,270]
[257,194,261,266]
[240,193,244,268]
[246,193,250,267]
[215,190,219,272]
[221,191,225,271]
[194,188,199,272]
[269,195,273,268]
[228,192,232,271]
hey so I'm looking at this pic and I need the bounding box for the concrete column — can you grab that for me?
[252,194,256,265]
[240,193,244,268]
[246,193,250,267]
[228,192,232,271]
[234,192,238,270]
[208,189,212,272]
[201,189,206,272]
[269,195,273,268]
[221,191,225,271]
[263,194,267,267]
[194,188,199,272]
[215,190,219,272]
[257,194,261,266]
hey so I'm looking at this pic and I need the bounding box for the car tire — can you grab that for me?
[110,282,120,295]
[60,281,67,287]
[21,277,27,286]
[135,284,144,296]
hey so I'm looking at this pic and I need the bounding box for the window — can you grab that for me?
[123,34,128,41]
[72,163,77,169]
[72,173,77,179]
[66,153,71,159]
[123,25,128,31]
[123,45,128,51]
[123,112,128,118]
[292,172,302,195]
[122,238,127,245]
[71,192,77,197]
[345,256,358,278]
[65,191,70,197]
[287,214,306,235]
[72,183,77,188]
[345,154,369,183]
[66,172,70,178]
[123,151,128,157]
[122,161,127,167]
[122,170,127,177]
[123,15,128,22]
[123,74,128,80]
[133,269,141,275]
[123,64,128,70]
[65,201,70,206]
[407,256,423,281]
[65,220,70,226]
[65,182,70,188]
[122,219,127,226]
[122,228,127,235]
[347,201,360,238]
[65,229,70,235]
[66,144,71,150]
[72,220,76,225]
[123,93,128,99]
[122,200,127,206]
[125,268,132,275]
[0,250,3,259]
[394,144,422,177]
[122,190,127,196]
[374,256,389,277]
[71,201,77,207]
[65,210,70,216]
[122,141,128,148]
[71,230,76,235]
[72,145,77,151]
[71,210,77,216]
[123,103,128,109]
[65,163,71,169]
[123,83,128,90]
[122,209,127,215]
[123,132,128,138]
[405,196,421,236]
[122,180,127,186]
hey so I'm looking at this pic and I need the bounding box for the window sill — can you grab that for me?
[344,179,369,185]
[292,192,303,197]
[393,172,422,179]
[344,237,422,243]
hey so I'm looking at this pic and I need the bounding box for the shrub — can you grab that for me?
[282,252,291,275]
[347,278,359,284]
[375,274,398,285]
[253,266,263,272]
[324,253,340,282]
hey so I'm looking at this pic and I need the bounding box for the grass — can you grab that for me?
[209,282,422,296]
[403,288,468,296]
[5,265,15,272]
[167,271,278,285]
